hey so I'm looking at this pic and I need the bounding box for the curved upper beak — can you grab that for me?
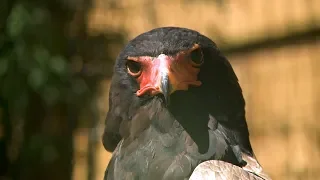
[160,71,172,105]
[134,53,202,105]
[135,54,175,105]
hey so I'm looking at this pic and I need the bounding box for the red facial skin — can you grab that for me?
[127,44,203,97]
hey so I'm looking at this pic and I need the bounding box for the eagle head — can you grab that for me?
[103,27,245,153]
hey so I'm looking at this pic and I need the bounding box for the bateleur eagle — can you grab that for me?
[102,27,271,180]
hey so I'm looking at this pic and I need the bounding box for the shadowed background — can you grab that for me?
[0,0,319,180]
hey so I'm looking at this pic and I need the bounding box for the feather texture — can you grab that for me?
[190,160,269,180]
[103,27,271,180]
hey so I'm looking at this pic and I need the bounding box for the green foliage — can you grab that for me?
[7,3,31,39]
[0,2,89,113]
[49,55,67,76]
[0,57,9,76]
[28,67,47,90]
[19,134,60,165]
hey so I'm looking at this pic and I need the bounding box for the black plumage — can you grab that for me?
[102,27,270,180]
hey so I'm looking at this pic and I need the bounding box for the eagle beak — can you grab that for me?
[160,72,171,105]
[134,51,202,104]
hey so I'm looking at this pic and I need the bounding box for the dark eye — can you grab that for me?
[190,48,204,66]
[127,60,142,77]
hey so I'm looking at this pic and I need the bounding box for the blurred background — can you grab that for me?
[0,0,319,180]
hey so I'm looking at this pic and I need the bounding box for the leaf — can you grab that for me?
[31,7,49,25]
[34,46,50,67]
[7,3,30,38]
[49,55,67,76]
[28,68,47,90]
[0,57,9,76]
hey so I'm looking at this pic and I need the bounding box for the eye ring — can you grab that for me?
[126,60,142,77]
[189,48,204,67]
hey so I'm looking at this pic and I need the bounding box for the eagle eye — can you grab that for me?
[190,48,203,66]
[127,60,142,77]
